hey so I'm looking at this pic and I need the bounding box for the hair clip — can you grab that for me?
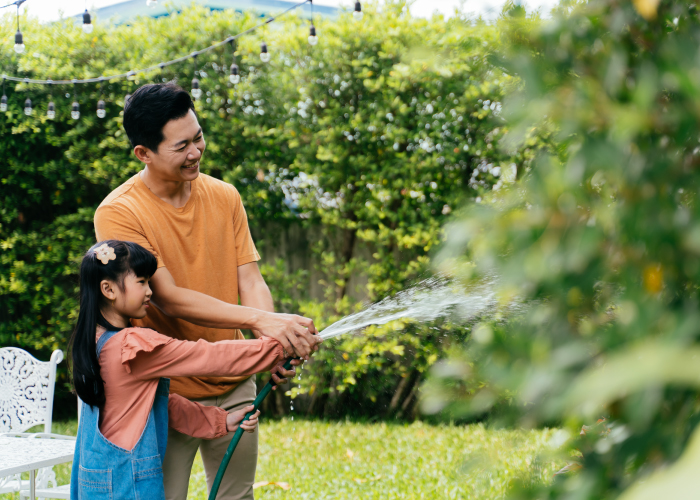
[94,243,116,265]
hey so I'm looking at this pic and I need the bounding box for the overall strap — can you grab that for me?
[96,330,122,356]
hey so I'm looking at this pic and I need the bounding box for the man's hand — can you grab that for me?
[252,313,322,359]
[226,405,260,433]
[269,358,305,389]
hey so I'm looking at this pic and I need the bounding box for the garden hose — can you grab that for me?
[208,357,297,500]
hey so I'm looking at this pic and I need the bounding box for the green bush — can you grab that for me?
[427,0,700,498]
[0,3,519,418]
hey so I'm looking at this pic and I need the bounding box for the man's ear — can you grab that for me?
[100,280,117,302]
[133,145,153,164]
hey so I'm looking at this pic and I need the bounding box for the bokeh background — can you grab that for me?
[3,0,700,498]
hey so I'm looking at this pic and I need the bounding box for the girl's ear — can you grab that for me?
[100,280,117,302]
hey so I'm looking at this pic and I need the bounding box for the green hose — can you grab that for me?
[208,358,296,500]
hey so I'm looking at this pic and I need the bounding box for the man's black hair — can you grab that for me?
[123,83,195,152]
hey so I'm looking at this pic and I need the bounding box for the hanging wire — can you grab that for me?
[0,0,26,9]
[2,0,311,85]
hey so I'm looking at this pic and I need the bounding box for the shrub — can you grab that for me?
[0,3,518,418]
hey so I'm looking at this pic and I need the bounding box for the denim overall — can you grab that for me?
[71,330,170,500]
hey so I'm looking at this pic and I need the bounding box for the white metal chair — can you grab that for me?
[0,347,73,498]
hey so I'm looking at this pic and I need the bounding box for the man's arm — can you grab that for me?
[149,266,320,358]
[238,261,275,315]
[238,262,318,384]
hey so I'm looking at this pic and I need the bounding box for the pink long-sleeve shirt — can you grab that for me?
[97,327,284,450]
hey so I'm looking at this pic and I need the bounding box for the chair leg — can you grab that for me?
[19,467,57,498]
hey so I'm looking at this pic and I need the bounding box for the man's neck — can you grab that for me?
[140,168,191,209]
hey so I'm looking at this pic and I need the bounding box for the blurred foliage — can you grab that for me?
[426,0,700,498]
[0,3,532,418]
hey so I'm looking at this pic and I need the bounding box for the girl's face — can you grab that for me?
[101,272,152,325]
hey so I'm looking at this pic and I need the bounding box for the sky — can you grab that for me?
[17,0,558,23]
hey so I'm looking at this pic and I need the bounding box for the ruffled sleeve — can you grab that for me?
[121,327,176,374]
[168,394,229,440]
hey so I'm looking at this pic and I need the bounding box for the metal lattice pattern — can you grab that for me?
[0,348,53,433]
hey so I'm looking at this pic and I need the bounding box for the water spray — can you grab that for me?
[209,275,501,498]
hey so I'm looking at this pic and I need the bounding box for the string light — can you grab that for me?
[191,53,202,99]
[353,0,363,21]
[260,42,270,63]
[0,0,315,122]
[97,78,106,118]
[146,0,157,7]
[1,78,6,112]
[308,0,317,46]
[82,9,93,34]
[71,81,80,120]
[47,80,55,119]
[14,2,24,53]
[22,79,31,115]
[14,30,24,53]
[229,39,240,84]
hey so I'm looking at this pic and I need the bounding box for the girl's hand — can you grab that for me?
[226,405,260,433]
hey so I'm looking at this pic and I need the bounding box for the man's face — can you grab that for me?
[147,109,206,182]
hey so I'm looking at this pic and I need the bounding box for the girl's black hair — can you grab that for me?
[69,240,158,407]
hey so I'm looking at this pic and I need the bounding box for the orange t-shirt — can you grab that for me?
[94,172,261,398]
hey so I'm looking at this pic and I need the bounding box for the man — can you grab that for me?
[94,83,321,500]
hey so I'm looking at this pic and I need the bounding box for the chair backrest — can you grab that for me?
[0,347,63,433]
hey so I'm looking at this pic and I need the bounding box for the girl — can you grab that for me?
[69,240,288,500]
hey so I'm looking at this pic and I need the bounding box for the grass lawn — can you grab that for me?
[1,419,560,499]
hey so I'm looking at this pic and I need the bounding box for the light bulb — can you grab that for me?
[308,25,318,46]
[47,101,55,119]
[0,95,6,112]
[260,42,270,63]
[14,30,25,54]
[24,98,32,116]
[191,78,201,99]
[353,1,363,20]
[229,63,240,84]
[146,0,157,6]
[97,100,106,118]
[71,101,80,120]
[82,10,93,34]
